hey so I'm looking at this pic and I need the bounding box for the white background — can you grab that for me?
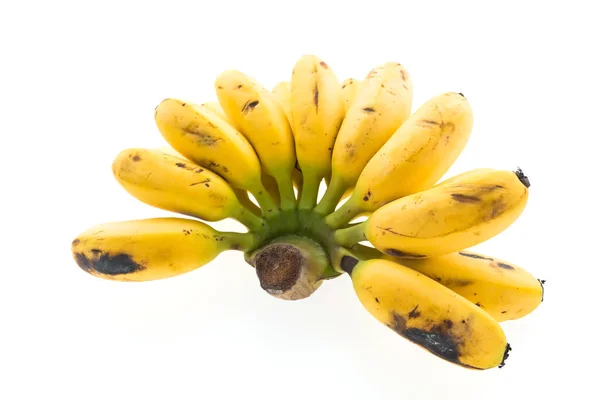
[1,1,598,399]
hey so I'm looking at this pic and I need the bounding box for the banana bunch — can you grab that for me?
[71,54,543,371]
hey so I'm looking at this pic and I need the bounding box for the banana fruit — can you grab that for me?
[341,78,360,112]
[215,70,297,210]
[315,62,413,215]
[335,168,530,257]
[113,148,264,231]
[397,251,544,321]
[326,92,472,227]
[72,218,256,282]
[272,81,292,123]
[291,55,345,209]
[154,98,278,217]
[343,258,509,369]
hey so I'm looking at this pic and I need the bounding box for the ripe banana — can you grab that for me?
[272,81,292,123]
[315,63,413,215]
[340,78,360,112]
[154,98,278,217]
[335,168,530,257]
[201,101,227,119]
[215,70,297,210]
[72,218,256,282]
[326,92,473,228]
[291,55,345,209]
[112,148,264,231]
[396,251,544,322]
[342,258,509,369]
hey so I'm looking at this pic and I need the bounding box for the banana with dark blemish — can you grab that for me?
[350,245,543,322]
[113,148,264,231]
[71,218,257,282]
[290,55,345,209]
[215,70,297,210]
[326,92,472,228]
[315,63,413,215]
[342,258,510,369]
[154,98,279,217]
[335,169,530,257]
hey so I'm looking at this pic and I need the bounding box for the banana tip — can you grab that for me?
[515,167,530,188]
[499,343,512,368]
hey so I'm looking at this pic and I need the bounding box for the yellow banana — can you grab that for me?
[112,148,264,231]
[335,168,530,257]
[201,101,227,119]
[315,62,413,215]
[291,55,345,209]
[154,98,278,217]
[326,92,472,228]
[272,81,292,123]
[215,70,297,210]
[340,78,360,112]
[72,218,256,282]
[342,258,509,369]
[397,251,544,322]
[233,189,262,217]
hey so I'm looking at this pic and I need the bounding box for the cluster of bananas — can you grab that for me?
[71,55,543,370]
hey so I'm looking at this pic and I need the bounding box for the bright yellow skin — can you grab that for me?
[341,78,360,112]
[215,70,297,210]
[291,55,345,209]
[316,63,413,215]
[336,169,529,257]
[201,101,227,119]
[154,98,278,217]
[112,148,263,231]
[327,92,472,228]
[71,218,255,282]
[272,81,292,123]
[397,251,544,322]
[349,259,508,369]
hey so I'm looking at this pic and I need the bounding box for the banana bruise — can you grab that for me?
[215,70,296,210]
[272,81,292,124]
[336,169,530,257]
[291,55,345,209]
[315,63,413,215]
[154,98,278,217]
[72,218,255,282]
[341,78,360,112]
[397,251,544,322]
[112,148,263,231]
[326,92,472,228]
[344,258,509,369]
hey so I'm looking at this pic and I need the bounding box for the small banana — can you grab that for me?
[113,148,264,230]
[291,55,345,209]
[326,92,472,228]
[341,78,360,112]
[315,63,412,215]
[215,70,297,210]
[72,218,256,282]
[342,258,509,369]
[397,251,544,322]
[272,81,292,123]
[335,169,530,257]
[154,98,278,217]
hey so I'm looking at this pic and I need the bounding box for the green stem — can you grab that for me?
[222,232,260,252]
[232,205,266,232]
[325,196,361,229]
[251,182,281,218]
[298,173,321,210]
[313,175,348,216]
[276,174,297,211]
[334,222,367,247]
